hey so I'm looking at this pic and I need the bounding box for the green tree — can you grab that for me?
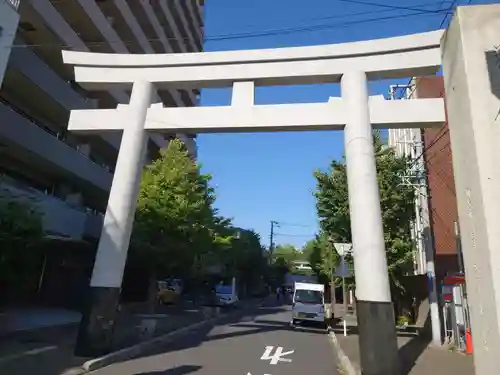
[131,139,221,284]
[225,228,267,295]
[271,244,300,266]
[0,194,44,304]
[314,133,415,304]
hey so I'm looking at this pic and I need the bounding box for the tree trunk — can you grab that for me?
[146,272,157,313]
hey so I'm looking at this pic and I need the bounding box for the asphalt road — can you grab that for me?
[90,300,340,375]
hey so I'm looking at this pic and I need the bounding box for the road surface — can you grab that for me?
[91,300,340,375]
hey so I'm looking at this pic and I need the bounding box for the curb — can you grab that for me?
[328,331,359,375]
[81,299,266,373]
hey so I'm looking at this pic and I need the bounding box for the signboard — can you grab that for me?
[333,259,354,277]
[442,285,453,303]
[443,273,466,286]
[334,243,352,257]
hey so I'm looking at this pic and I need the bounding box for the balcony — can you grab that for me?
[8,45,92,111]
[0,101,112,193]
[5,0,20,11]
[84,211,103,240]
[0,177,86,240]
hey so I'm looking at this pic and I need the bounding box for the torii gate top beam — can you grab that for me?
[62,30,444,91]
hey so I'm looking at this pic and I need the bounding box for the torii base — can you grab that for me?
[357,300,399,375]
[74,286,121,357]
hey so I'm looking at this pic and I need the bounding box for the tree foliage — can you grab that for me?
[271,244,300,266]
[0,194,44,298]
[313,133,416,299]
[222,228,267,292]
[131,139,220,276]
[131,139,268,290]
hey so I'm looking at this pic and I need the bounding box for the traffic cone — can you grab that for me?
[465,328,473,355]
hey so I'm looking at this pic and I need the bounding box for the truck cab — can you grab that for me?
[291,282,326,328]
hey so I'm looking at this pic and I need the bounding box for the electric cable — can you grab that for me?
[5,7,450,50]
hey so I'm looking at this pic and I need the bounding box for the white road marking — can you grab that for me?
[260,345,295,365]
[0,345,58,364]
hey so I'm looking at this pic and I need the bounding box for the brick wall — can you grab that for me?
[414,76,459,282]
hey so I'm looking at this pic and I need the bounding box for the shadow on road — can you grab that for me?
[331,314,433,375]
[134,364,202,375]
[398,335,432,375]
[132,304,290,361]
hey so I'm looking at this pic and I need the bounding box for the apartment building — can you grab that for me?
[0,0,203,243]
[0,0,20,88]
[387,84,430,276]
[388,77,461,284]
[0,1,204,307]
[412,76,461,283]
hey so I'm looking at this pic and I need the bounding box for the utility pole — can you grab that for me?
[269,220,278,255]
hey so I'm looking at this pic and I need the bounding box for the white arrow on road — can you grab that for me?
[260,346,295,365]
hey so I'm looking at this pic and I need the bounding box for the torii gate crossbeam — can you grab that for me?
[64,30,445,375]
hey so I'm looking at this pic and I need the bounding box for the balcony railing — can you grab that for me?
[6,0,20,10]
[0,176,87,239]
[0,96,114,173]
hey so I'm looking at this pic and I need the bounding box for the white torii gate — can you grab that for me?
[64,30,445,374]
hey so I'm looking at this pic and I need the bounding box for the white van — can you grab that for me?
[290,282,326,328]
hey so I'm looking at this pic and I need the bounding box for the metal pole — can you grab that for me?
[420,123,442,345]
[269,221,275,255]
[331,252,336,317]
[453,221,465,273]
[342,254,348,316]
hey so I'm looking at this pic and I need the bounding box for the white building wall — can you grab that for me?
[388,84,429,275]
[0,0,20,88]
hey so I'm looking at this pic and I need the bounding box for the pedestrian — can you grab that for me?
[276,286,281,302]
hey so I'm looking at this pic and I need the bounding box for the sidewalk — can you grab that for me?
[0,297,264,375]
[0,302,207,375]
[331,305,474,375]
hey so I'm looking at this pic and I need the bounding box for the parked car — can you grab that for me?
[215,285,239,308]
[157,281,177,305]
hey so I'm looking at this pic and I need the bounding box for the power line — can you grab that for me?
[338,0,448,13]
[6,7,450,50]
[205,9,449,42]
[274,221,315,228]
[274,233,317,238]
[398,0,474,101]
[213,0,451,31]
[408,127,450,170]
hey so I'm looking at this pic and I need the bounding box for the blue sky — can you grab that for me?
[196,0,492,249]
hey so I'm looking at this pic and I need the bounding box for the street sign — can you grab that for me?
[333,259,354,277]
[260,346,294,365]
[334,243,352,257]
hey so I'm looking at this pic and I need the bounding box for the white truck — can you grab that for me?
[290,282,326,328]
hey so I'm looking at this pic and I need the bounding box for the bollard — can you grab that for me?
[465,328,473,354]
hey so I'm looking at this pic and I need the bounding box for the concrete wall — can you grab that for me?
[441,5,500,374]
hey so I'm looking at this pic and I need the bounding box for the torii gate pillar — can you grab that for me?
[75,80,154,356]
[342,70,399,374]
